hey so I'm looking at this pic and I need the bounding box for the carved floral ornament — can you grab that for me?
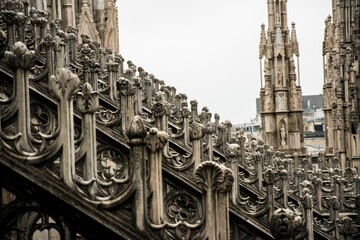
[195,161,234,193]
[4,42,35,70]
[49,68,80,100]
[165,190,202,224]
[337,214,358,237]
[77,82,99,113]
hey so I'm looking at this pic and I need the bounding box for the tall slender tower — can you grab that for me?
[323,0,360,170]
[259,0,304,154]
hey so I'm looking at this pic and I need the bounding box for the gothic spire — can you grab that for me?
[291,22,299,57]
[259,24,267,59]
[259,0,304,154]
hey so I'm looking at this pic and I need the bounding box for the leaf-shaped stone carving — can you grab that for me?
[49,68,80,100]
[195,161,234,192]
[4,42,35,70]
[77,82,99,113]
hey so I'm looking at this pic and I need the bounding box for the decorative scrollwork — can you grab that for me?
[97,146,128,182]
[164,190,202,224]
[30,101,57,136]
[96,106,120,126]
[0,81,12,105]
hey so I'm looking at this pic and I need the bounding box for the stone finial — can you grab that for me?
[190,100,198,110]
[190,122,205,141]
[300,187,313,210]
[152,102,167,118]
[195,161,234,193]
[290,22,299,57]
[117,77,129,93]
[270,208,302,240]
[225,143,240,159]
[127,116,147,142]
[146,128,168,153]
[49,68,80,100]
[77,82,99,113]
[337,215,357,237]
[263,166,277,185]
[181,106,190,118]
[259,23,267,59]
[4,42,36,70]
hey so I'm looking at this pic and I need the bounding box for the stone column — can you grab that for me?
[128,116,147,231]
[62,0,75,30]
[218,123,227,153]
[225,143,240,205]
[204,122,215,161]
[49,68,80,188]
[181,107,190,147]
[106,61,119,101]
[255,151,264,191]
[279,168,288,208]
[146,128,168,224]
[190,122,204,173]
[195,161,234,240]
[76,83,99,181]
[143,76,152,107]
[263,167,276,222]
[133,77,143,115]
[300,187,314,240]
[4,42,36,153]
[190,100,198,124]
[126,82,136,131]
[117,77,128,133]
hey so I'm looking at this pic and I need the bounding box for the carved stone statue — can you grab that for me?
[350,62,358,84]
[280,124,286,146]
[278,70,284,86]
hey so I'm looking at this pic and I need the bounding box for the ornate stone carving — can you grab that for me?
[4,42,35,70]
[77,1,100,44]
[263,166,277,185]
[195,161,233,193]
[97,146,128,181]
[195,161,233,239]
[146,127,168,153]
[270,208,302,240]
[49,68,78,100]
[164,190,202,224]
[146,127,168,224]
[337,214,357,237]
[77,82,99,113]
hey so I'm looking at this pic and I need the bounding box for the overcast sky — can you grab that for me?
[117,1,332,124]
